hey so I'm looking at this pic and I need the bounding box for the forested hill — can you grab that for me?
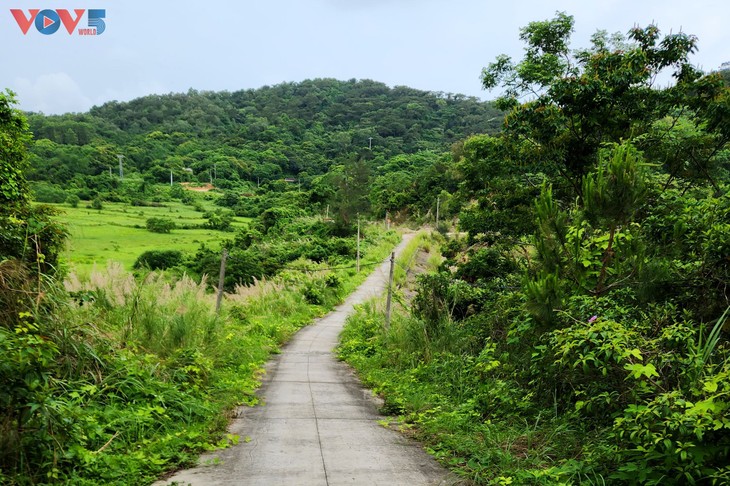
[25,78,503,186]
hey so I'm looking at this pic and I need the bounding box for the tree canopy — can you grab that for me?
[481,12,730,196]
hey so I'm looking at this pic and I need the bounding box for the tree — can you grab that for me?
[0,90,31,215]
[133,249,183,270]
[481,12,724,196]
[146,217,176,233]
[0,91,66,274]
[329,159,371,230]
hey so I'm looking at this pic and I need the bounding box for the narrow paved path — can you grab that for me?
[156,234,455,486]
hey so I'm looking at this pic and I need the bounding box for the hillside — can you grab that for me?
[25,78,503,188]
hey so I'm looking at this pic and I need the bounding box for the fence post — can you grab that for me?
[435,195,440,228]
[385,251,395,330]
[215,248,228,314]
[356,215,361,273]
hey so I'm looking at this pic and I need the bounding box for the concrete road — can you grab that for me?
[156,234,457,486]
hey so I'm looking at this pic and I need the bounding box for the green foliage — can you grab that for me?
[31,181,69,203]
[329,159,371,229]
[133,249,184,270]
[145,217,176,233]
[302,274,342,306]
[0,92,66,276]
[0,221,398,484]
[339,15,730,486]
[582,144,647,228]
[24,80,502,201]
[605,308,730,485]
[482,12,725,195]
[258,205,302,234]
[203,209,234,231]
[66,193,81,208]
[0,90,31,214]
[639,188,730,319]
[454,135,540,244]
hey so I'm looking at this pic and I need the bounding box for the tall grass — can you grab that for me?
[392,231,441,287]
[337,235,585,485]
[1,223,401,485]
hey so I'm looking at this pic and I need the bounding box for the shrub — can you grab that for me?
[455,246,518,283]
[133,249,184,270]
[203,209,234,231]
[146,217,176,233]
[66,193,80,208]
[31,182,68,203]
[90,198,103,210]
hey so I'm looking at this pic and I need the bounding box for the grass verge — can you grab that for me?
[337,233,589,485]
[1,227,399,485]
[42,200,249,276]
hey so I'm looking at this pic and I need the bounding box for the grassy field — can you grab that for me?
[46,200,249,275]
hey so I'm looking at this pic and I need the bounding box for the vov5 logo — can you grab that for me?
[11,9,106,35]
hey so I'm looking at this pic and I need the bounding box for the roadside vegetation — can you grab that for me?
[340,14,730,486]
[47,198,248,275]
[0,89,401,484]
[3,11,730,486]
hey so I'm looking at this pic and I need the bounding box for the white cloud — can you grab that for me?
[12,73,93,114]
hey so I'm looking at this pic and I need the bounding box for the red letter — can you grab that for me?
[10,9,39,34]
[58,9,85,35]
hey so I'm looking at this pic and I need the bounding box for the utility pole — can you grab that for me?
[170,170,173,187]
[356,214,361,273]
[436,195,440,228]
[215,248,228,314]
[368,137,373,150]
[385,251,395,330]
[117,154,124,180]
[213,163,217,181]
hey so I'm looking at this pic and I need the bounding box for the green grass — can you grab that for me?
[1,223,402,485]
[337,234,590,485]
[44,200,250,275]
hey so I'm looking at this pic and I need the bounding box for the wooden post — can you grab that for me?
[385,251,395,330]
[215,248,228,314]
[356,215,360,273]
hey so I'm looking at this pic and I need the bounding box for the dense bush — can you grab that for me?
[133,249,184,270]
[66,193,80,207]
[31,181,68,203]
[203,209,234,231]
[145,217,176,233]
[340,12,730,481]
[1,199,398,485]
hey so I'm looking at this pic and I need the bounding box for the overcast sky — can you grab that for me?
[2,0,728,115]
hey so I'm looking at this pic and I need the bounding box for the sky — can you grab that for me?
[1,0,728,115]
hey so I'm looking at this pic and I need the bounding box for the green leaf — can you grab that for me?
[624,363,659,379]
